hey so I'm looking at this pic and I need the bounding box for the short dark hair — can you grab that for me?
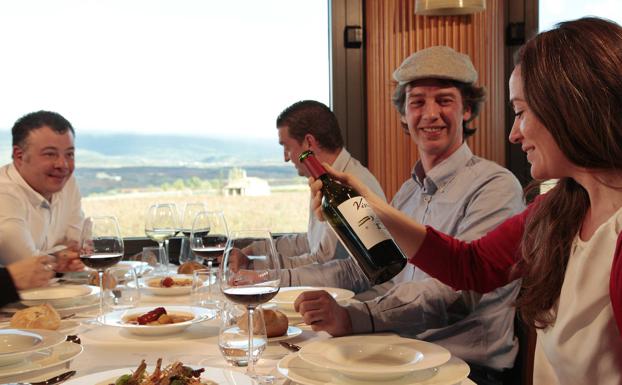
[391,79,485,139]
[276,100,344,152]
[12,110,75,148]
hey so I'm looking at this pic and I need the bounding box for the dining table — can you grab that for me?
[0,272,477,385]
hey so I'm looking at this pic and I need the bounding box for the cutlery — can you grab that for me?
[279,341,301,352]
[60,313,76,320]
[12,370,76,385]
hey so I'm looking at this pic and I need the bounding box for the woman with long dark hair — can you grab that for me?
[311,17,622,384]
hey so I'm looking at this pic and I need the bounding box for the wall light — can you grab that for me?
[415,0,486,16]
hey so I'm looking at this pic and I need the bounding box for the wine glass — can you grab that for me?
[190,210,229,269]
[80,216,124,318]
[145,203,179,274]
[179,202,207,263]
[220,230,280,381]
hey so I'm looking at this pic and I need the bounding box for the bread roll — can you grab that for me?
[88,271,117,289]
[177,261,205,275]
[10,304,61,330]
[239,308,289,338]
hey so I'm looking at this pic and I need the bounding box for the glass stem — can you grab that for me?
[207,260,213,298]
[98,269,105,319]
[247,306,255,376]
[158,242,168,273]
[163,239,170,267]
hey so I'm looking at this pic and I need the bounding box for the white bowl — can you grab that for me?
[297,334,451,381]
[271,286,354,312]
[99,305,215,336]
[0,329,66,367]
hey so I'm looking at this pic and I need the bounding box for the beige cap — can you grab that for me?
[392,46,477,85]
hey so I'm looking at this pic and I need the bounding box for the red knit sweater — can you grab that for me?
[411,201,622,334]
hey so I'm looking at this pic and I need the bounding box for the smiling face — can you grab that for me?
[402,79,471,169]
[278,125,309,177]
[12,125,75,201]
[508,67,574,180]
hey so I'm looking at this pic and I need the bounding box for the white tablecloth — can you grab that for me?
[1,285,476,385]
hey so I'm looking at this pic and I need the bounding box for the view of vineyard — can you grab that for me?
[82,188,310,237]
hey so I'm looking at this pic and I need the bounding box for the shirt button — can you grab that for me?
[424,196,431,202]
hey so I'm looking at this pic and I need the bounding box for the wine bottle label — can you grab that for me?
[337,197,391,249]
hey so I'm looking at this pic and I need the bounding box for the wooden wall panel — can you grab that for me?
[366,0,505,199]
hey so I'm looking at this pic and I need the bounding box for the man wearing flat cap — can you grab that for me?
[290,46,524,385]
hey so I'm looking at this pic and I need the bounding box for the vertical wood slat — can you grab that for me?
[366,0,505,200]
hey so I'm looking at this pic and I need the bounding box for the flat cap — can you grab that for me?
[393,46,477,85]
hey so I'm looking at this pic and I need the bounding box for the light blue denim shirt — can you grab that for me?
[284,143,525,370]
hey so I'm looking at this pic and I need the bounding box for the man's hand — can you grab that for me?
[53,241,84,272]
[7,255,56,290]
[294,290,353,336]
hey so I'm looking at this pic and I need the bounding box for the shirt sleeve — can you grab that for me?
[0,187,38,264]
[274,232,339,268]
[411,205,532,293]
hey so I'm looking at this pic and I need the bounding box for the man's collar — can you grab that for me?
[412,143,473,193]
[7,163,54,207]
[330,148,351,172]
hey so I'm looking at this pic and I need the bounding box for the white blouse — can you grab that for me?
[533,208,622,385]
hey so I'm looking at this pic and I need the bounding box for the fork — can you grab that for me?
[11,370,76,385]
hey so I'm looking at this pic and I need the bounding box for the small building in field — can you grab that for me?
[222,168,271,196]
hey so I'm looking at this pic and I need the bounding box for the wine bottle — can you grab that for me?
[299,150,406,285]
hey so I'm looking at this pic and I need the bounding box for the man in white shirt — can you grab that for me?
[0,111,84,269]
[243,100,386,270]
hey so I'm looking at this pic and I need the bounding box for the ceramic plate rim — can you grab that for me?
[277,353,469,385]
[0,341,83,378]
[298,335,451,376]
[268,326,303,342]
[20,285,100,308]
[61,365,256,385]
[0,329,66,360]
[98,306,215,335]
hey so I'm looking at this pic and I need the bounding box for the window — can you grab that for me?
[539,0,622,31]
[0,0,330,236]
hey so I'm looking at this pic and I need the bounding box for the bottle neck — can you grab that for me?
[300,152,328,179]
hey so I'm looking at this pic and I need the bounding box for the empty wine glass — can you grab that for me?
[145,203,178,273]
[220,229,280,381]
[179,202,207,263]
[80,216,124,318]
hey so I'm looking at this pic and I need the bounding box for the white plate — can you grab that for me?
[133,275,193,296]
[62,365,256,385]
[271,287,355,312]
[269,326,303,342]
[0,341,83,379]
[20,285,96,308]
[98,306,215,336]
[0,329,66,367]
[298,334,451,381]
[278,353,469,385]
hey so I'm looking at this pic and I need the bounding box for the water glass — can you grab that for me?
[105,266,140,310]
[218,303,267,367]
[191,269,224,311]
